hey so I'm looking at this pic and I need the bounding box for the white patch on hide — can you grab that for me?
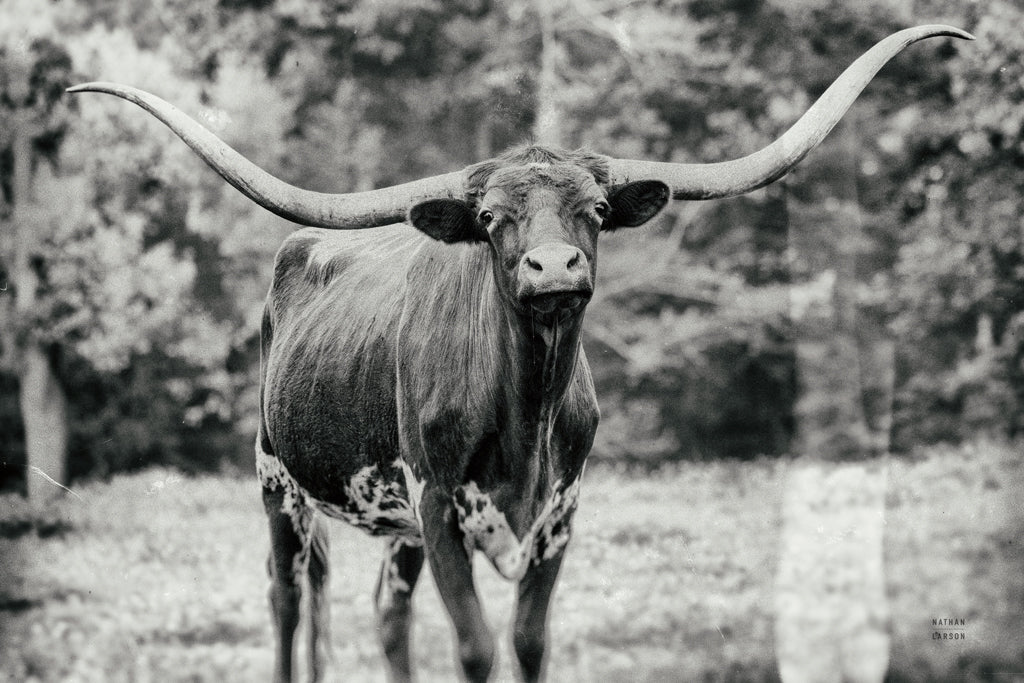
[532,475,582,563]
[258,439,421,545]
[311,461,421,544]
[257,440,309,536]
[256,441,291,492]
[539,325,555,347]
[401,461,426,529]
[376,538,415,613]
[455,482,529,580]
[303,235,337,272]
[256,439,314,577]
[454,474,583,581]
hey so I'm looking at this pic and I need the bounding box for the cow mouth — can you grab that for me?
[528,291,591,320]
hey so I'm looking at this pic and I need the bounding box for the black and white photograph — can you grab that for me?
[0,0,1021,680]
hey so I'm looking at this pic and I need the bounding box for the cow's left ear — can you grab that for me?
[604,180,671,229]
[409,199,486,244]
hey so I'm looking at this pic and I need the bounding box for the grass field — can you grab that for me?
[1,441,1021,682]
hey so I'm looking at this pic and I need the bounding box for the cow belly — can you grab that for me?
[257,445,421,544]
[258,440,581,575]
[310,463,421,541]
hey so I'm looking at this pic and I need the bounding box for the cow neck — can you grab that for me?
[525,312,584,407]
[490,288,582,411]
[473,252,585,423]
[495,288,586,484]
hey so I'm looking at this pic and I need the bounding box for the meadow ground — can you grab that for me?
[0,441,1021,682]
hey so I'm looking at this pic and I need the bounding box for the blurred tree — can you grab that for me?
[888,0,1024,444]
[756,7,978,681]
[0,0,299,491]
[0,4,78,499]
[250,0,532,180]
[56,12,296,478]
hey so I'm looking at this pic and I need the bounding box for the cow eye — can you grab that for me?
[478,209,494,225]
[594,201,610,219]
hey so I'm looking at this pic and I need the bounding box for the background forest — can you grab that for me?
[1,0,1021,490]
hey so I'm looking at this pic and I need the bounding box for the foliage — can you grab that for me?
[1,0,290,488]
[886,0,1024,444]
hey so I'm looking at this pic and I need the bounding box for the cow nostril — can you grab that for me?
[525,255,543,272]
[566,251,580,270]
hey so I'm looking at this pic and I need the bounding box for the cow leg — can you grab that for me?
[307,516,333,681]
[512,552,566,683]
[263,485,314,683]
[420,487,495,682]
[374,538,425,682]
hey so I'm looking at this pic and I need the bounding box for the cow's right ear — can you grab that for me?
[409,199,487,244]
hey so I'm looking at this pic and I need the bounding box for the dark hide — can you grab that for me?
[261,226,598,518]
[261,226,414,500]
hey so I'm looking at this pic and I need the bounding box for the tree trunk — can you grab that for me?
[20,344,69,500]
[9,115,70,501]
[533,0,561,146]
[475,106,493,161]
[775,120,893,682]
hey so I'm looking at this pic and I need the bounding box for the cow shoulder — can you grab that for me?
[268,228,354,314]
[396,241,504,484]
[268,225,422,322]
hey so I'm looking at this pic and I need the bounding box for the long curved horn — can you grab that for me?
[607,25,973,200]
[66,82,466,229]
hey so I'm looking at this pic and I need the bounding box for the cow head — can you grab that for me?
[407,147,669,320]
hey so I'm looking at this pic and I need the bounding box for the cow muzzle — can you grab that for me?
[518,244,593,314]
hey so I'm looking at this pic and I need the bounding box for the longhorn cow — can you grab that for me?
[69,25,970,683]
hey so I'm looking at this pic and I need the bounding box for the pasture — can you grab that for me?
[1,441,1021,682]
